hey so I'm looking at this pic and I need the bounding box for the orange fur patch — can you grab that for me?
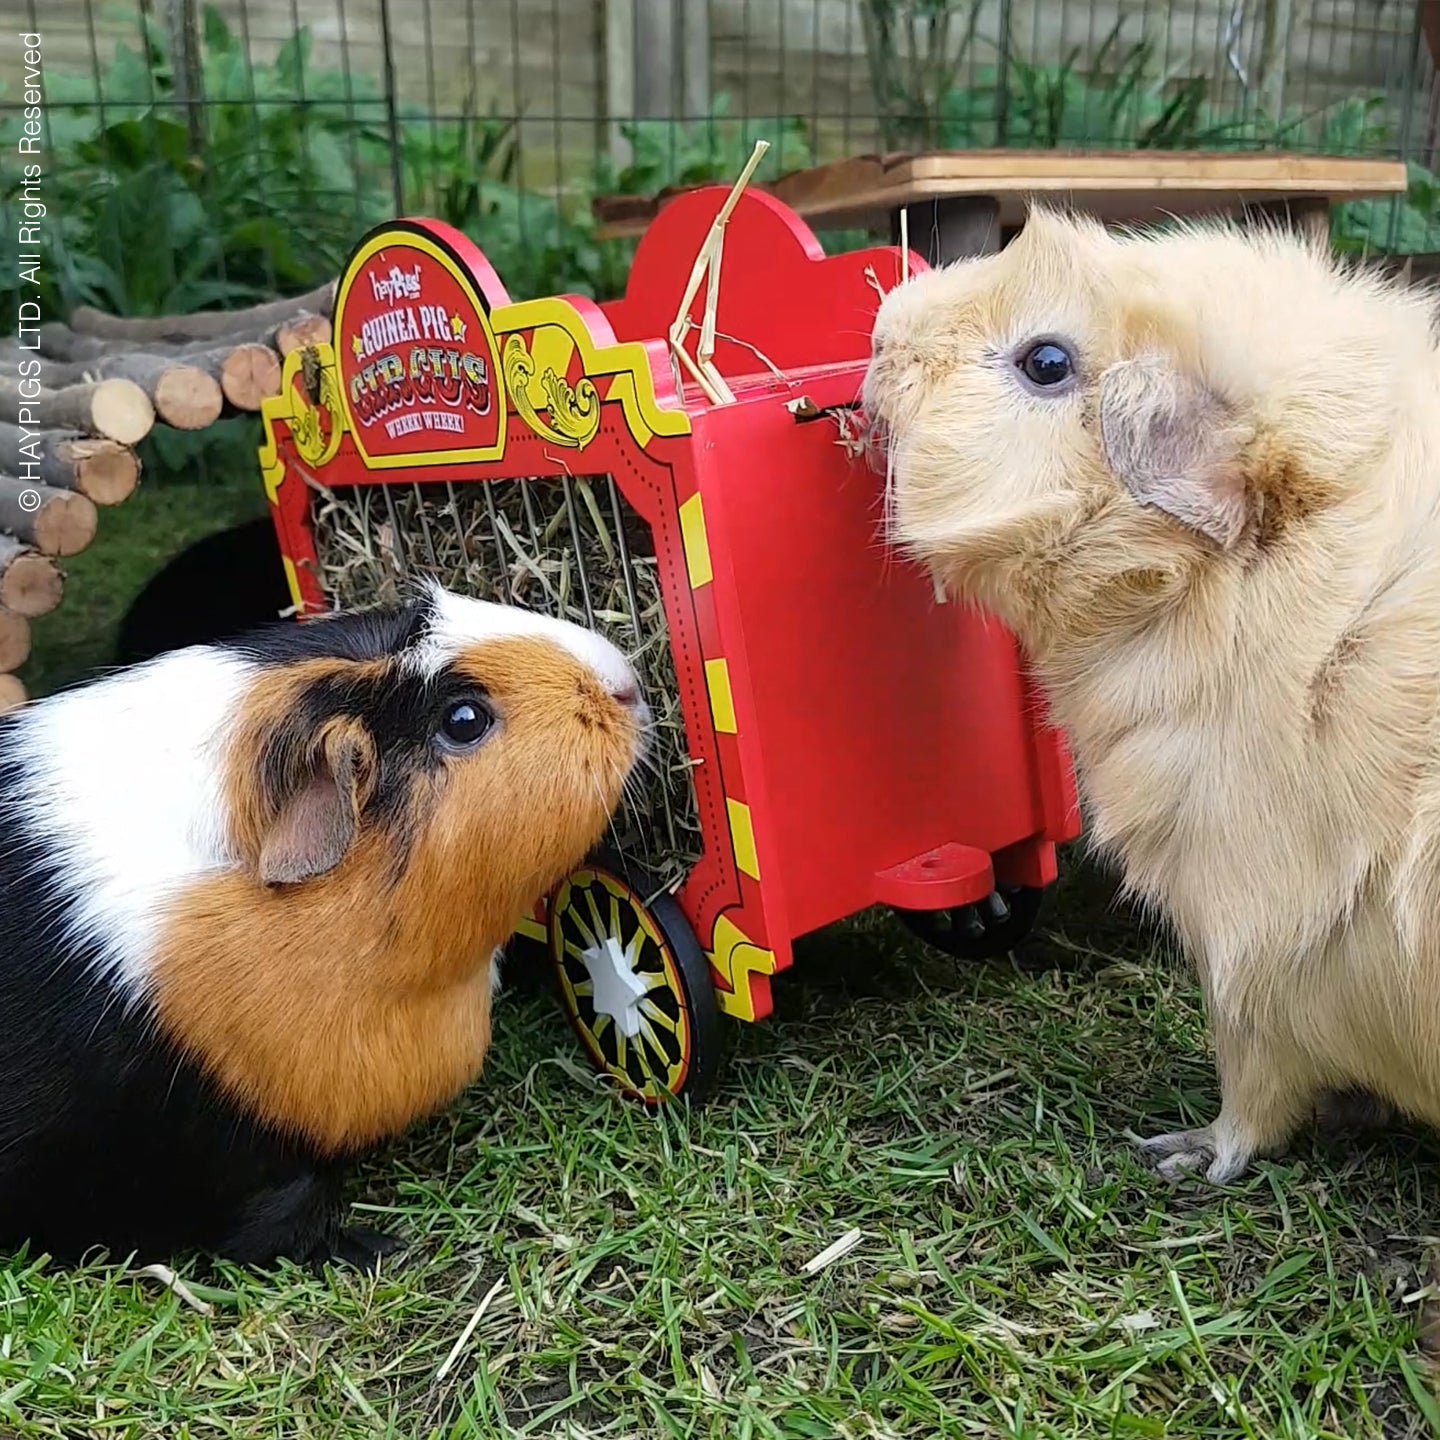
[149,637,639,1154]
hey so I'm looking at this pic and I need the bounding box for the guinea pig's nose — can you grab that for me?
[610,679,641,710]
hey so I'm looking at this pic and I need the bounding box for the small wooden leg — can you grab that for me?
[890,195,1002,265]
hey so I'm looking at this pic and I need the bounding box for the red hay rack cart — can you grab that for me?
[256,188,1081,1103]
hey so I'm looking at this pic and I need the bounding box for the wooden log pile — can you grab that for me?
[0,281,334,712]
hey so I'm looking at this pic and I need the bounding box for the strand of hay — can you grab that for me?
[310,476,703,892]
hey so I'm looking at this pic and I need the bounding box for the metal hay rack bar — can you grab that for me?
[310,471,703,893]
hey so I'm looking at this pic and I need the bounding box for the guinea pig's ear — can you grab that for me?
[1098,353,1250,549]
[258,724,375,887]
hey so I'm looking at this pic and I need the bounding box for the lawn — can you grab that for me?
[5,453,1440,1439]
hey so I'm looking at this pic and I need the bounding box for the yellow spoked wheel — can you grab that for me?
[549,851,722,1104]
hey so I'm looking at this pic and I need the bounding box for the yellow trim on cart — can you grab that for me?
[491,296,691,450]
[260,454,285,506]
[704,658,737,734]
[679,493,713,588]
[602,371,654,449]
[257,257,689,489]
[726,798,760,881]
[707,913,778,1023]
[502,330,602,450]
[281,556,303,614]
[258,344,346,502]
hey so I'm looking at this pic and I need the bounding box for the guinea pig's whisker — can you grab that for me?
[618,764,651,831]
[628,769,650,815]
[613,760,642,817]
[631,744,664,784]
[882,445,898,540]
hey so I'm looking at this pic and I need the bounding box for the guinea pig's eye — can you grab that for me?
[1018,341,1074,389]
[438,698,493,750]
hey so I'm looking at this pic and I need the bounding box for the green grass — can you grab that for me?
[7,466,1440,1438]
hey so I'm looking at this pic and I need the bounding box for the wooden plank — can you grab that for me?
[69,280,336,342]
[594,149,1411,239]
[633,0,677,119]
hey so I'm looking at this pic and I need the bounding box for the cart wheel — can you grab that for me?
[894,884,1045,961]
[548,851,722,1104]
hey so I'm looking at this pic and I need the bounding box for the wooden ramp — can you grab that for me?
[0,284,335,711]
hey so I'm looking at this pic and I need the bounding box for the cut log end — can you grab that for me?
[0,610,30,673]
[35,490,99,558]
[0,546,63,618]
[275,312,332,356]
[59,438,141,506]
[89,378,156,445]
[221,344,283,410]
[0,672,27,714]
[153,365,224,430]
[0,480,100,558]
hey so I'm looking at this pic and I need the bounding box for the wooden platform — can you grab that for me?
[594,149,1410,243]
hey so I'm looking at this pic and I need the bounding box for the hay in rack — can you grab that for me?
[310,475,703,893]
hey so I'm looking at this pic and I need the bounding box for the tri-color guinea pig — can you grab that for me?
[0,582,647,1268]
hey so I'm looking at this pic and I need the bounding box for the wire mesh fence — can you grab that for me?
[1,0,1436,333]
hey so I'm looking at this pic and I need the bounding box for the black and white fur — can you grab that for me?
[0,585,638,1269]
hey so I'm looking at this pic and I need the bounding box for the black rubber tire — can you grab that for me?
[894,884,1045,961]
[547,849,723,1104]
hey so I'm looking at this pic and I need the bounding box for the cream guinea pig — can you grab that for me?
[0,581,647,1266]
[863,205,1440,1185]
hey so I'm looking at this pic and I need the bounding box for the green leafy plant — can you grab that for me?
[0,7,640,327]
[597,93,813,197]
[861,0,985,150]
[933,22,1309,151]
[860,11,1440,258]
[1316,97,1440,256]
[399,89,519,226]
[0,9,398,322]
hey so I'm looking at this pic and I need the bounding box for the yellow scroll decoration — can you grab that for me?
[290,345,345,468]
[502,332,601,449]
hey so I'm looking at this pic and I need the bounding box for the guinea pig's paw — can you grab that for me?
[327,1225,405,1273]
[1137,1125,1251,1186]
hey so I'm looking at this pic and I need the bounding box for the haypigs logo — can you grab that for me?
[334,230,507,466]
[368,264,422,303]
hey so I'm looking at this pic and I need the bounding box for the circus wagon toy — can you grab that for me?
[255,176,1081,1104]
